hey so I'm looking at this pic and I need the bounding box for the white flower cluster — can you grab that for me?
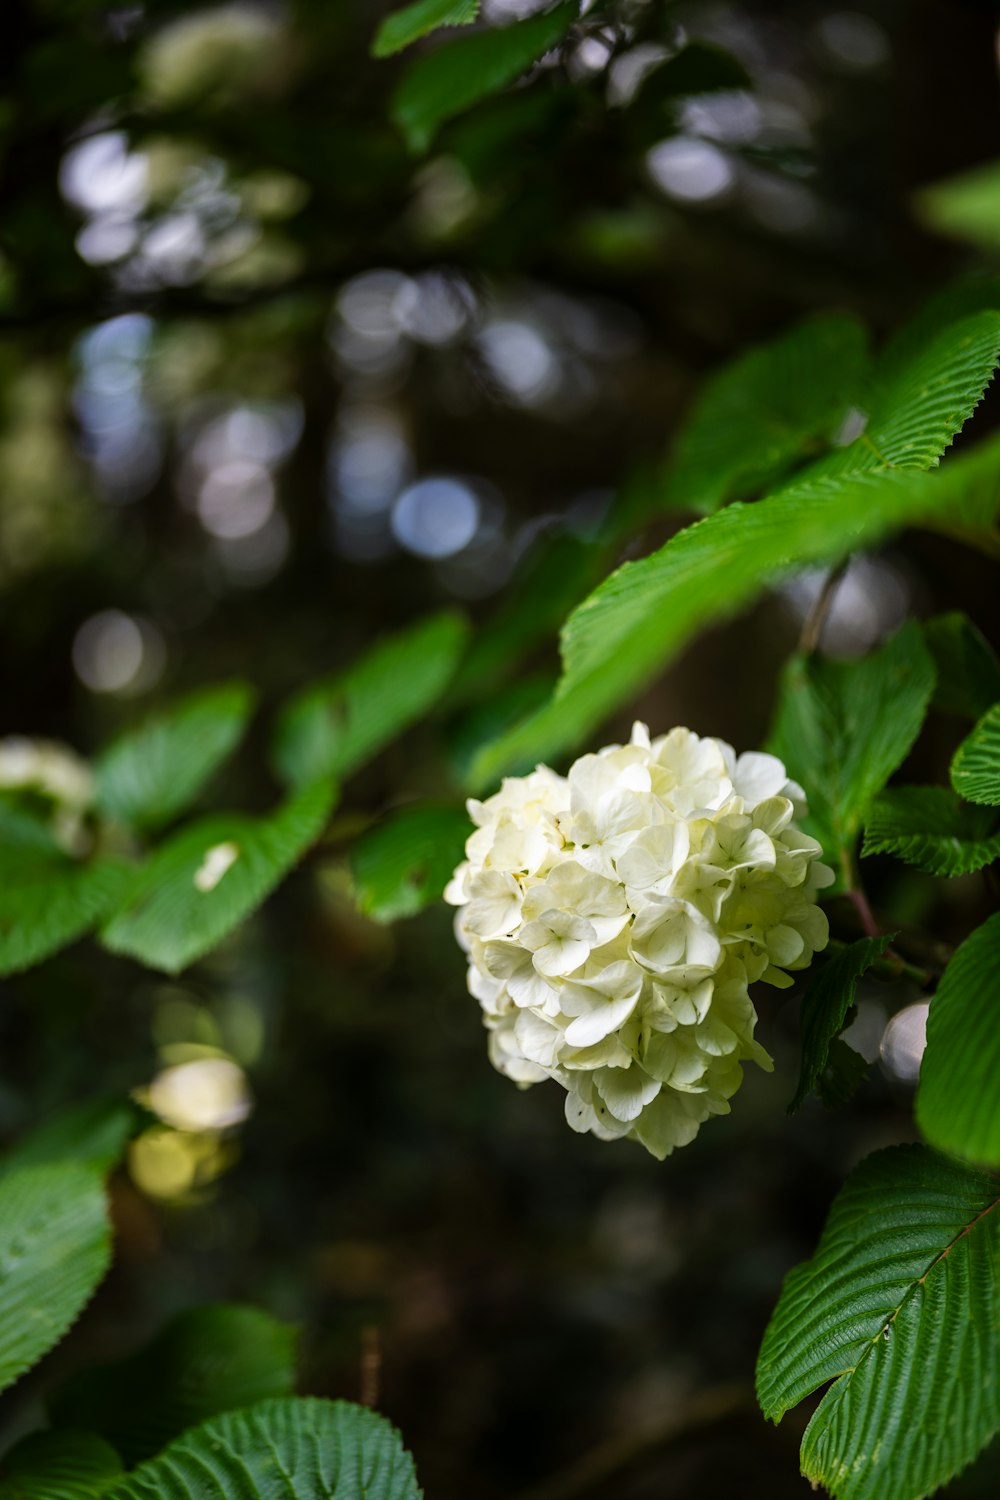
[447,725,833,1159]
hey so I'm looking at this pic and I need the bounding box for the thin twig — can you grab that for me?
[359,1325,382,1408]
[799,561,849,655]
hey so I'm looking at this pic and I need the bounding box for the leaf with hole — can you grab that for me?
[862,785,1000,876]
[373,0,479,58]
[273,612,467,788]
[95,682,255,834]
[788,935,894,1113]
[101,779,336,974]
[104,1397,422,1500]
[757,1145,1000,1500]
[52,1304,298,1466]
[917,912,1000,1168]
[0,1163,111,1398]
[391,2,577,151]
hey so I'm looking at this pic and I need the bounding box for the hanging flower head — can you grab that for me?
[447,724,833,1159]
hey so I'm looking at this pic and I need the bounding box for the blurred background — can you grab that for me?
[2,0,1000,1494]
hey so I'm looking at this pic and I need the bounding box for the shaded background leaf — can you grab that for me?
[0,1097,146,1179]
[0,851,131,977]
[391,1,577,150]
[0,1164,111,1398]
[273,614,467,789]
[923,613,1000,720]
[373,0,480,58]
[52,1304,298,1466]
[351,803,470,922]
[95,682,255,835]
[0,1430,122,1500]
[788,935,893,1113]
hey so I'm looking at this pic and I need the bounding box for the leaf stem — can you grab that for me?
[835,847,936,986]
[839,846,881,938]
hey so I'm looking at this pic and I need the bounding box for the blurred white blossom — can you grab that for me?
[448,724,833,1158]
[0,737,94,853]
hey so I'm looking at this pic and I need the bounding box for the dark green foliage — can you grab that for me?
[351,803,470,921]
[95,682,256,834]
[788,936,893,1113]
[52,1305,299,1466]
[0,1430,123,1500]
[771,624,936,863]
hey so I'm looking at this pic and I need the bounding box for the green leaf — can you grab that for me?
[862,786,1000,877]
[101,779,336,975]
[273,612,467,788]
[0,1430,122,1499]
[951,702,1000,806]
[917,160,1000,251]
[923,612,1000,720]
[95,682,255,835]
[819,1038,870,1110]
[917,913,1000,1168]
[0,1163,112,1397]
[373,0,479,58]
[0,848,131,977]
[104,1397,422,1500]
[788,935,894,1113]
[391,2,577,152]
[351,804,469,922]
[631,40,750,103]
[756,1145,1000,1500]
[468,436,1000,788]
[771,622,936,861]
[807,310,1000,479]
[665,313,869,514]
[52,1305,298,1467]
[0,1097,145,1179]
